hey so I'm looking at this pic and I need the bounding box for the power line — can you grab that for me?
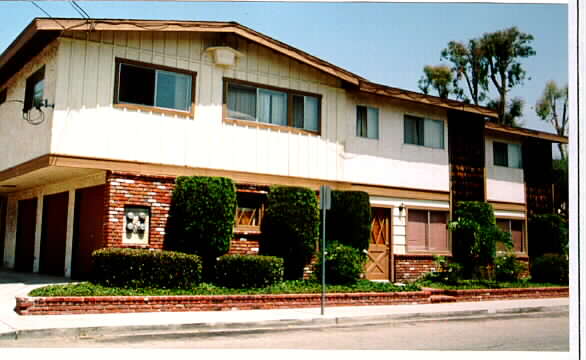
[70,1,90,19]
[30,1,66,29]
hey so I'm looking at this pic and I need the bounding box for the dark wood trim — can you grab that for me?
[113,57,196,119]
[222,77,323,136]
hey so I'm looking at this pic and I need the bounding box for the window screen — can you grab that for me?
[407,210,427,251]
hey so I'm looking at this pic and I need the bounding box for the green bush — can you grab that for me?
[92,248,202,289]
[313,242,366,285]
[528,214,568,257]
[531,254,568,284]
[449,201,511,279]
[422,256,463,284]
[260,186,320,280]
[214,254,284,288]
[494,252,523,282]
[165,176,237,275]
[326,191,371,252]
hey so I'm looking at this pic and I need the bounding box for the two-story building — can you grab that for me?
[0,18,567,282]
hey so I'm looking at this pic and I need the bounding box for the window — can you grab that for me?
[493,141,522,168]
[115,58,195,113]
[496,219,525,253]
[225,80,321,132]
[24,66,45,112]
[404,115,444,149]
[234,191,266,233]
[356,105,379,139]
[407,209,449,252]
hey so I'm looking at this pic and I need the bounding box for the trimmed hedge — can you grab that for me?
[314,242,366,285]
[260,186,320,280]
[92,248,202,289]
[165,176,237,265]
[326,191,371,252]
[531,254,568,284]
[214,254,284,289]
[528,214,568,257]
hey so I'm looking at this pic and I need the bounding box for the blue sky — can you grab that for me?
[0,1,568,134]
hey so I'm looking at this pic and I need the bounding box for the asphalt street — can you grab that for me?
[2,310,569,351]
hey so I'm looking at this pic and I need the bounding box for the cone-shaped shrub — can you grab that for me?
[325,190,371,252]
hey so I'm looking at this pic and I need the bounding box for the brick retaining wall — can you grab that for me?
[15,287,568,315]
[394,255,437,283]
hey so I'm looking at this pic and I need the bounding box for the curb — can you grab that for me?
[0,304,568,343]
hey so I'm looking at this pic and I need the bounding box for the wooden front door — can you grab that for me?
[40,192,69,276]
[14,198,37,272]
[365,207,391,281]
[72,185,105,280]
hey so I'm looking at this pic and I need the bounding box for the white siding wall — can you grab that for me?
[46,31,449,190]
[0,42,58,171]
[50,32,344,181]
[343,94,450,191]
[485,136,525,204]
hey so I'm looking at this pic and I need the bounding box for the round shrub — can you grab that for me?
[214,254,284,288]
[260,186,320,280]
[165,176,237,271]
[326,191,371,252]
[531,254,568,284]
[92,248,202,289]
[494,252,523,282]
[313,242,366,285]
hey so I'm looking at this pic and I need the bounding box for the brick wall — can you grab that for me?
[228,238,260,255]
[103,171,175,250]
[394,255,438,283]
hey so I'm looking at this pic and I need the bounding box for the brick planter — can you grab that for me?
[15,291,431,315]
[15,287,568,316]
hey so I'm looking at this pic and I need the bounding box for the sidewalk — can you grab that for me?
[0,270,569,342]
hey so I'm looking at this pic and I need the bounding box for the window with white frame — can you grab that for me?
[404,114,444,149]
[356,105,379,139]
[115,58,195,113]
[493,141,523,168]
[225,80,320,132]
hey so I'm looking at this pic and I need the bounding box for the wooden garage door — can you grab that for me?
[40,192,69,276]
[365,207,391,281]
[72,185,105,280]
[14,198,37,272]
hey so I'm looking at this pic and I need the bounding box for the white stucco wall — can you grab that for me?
[485,136,525,204]
[0,42,58,172]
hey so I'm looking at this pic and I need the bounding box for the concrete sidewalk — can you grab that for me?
[0,270,569,342]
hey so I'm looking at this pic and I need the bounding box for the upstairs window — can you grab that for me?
[356,105,379,139]
[404,114,444,149]
[225,80,321,133]
[407,209,449,253]
[493,141,522,168]
[115,58,195,113]
[24,66,45,112]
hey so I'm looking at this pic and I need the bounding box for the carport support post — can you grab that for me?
[319,185,331,316]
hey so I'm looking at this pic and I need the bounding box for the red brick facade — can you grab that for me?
[103,171,175,250]
[394,255,438,283]
[228,238,260,255]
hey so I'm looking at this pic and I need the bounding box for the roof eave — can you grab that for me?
[485,121,568,144]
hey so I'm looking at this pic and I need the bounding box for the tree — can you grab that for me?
[441,39,489,105]
[418,65,454,98]
[536,80,568,159]
[480,27,536,124]
[486,97,525,127]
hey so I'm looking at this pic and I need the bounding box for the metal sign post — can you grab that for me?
[319,185,331,316]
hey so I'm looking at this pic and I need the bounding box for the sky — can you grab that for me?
[0,1,568,135]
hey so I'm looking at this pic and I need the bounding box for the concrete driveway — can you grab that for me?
[0,269,71,334]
